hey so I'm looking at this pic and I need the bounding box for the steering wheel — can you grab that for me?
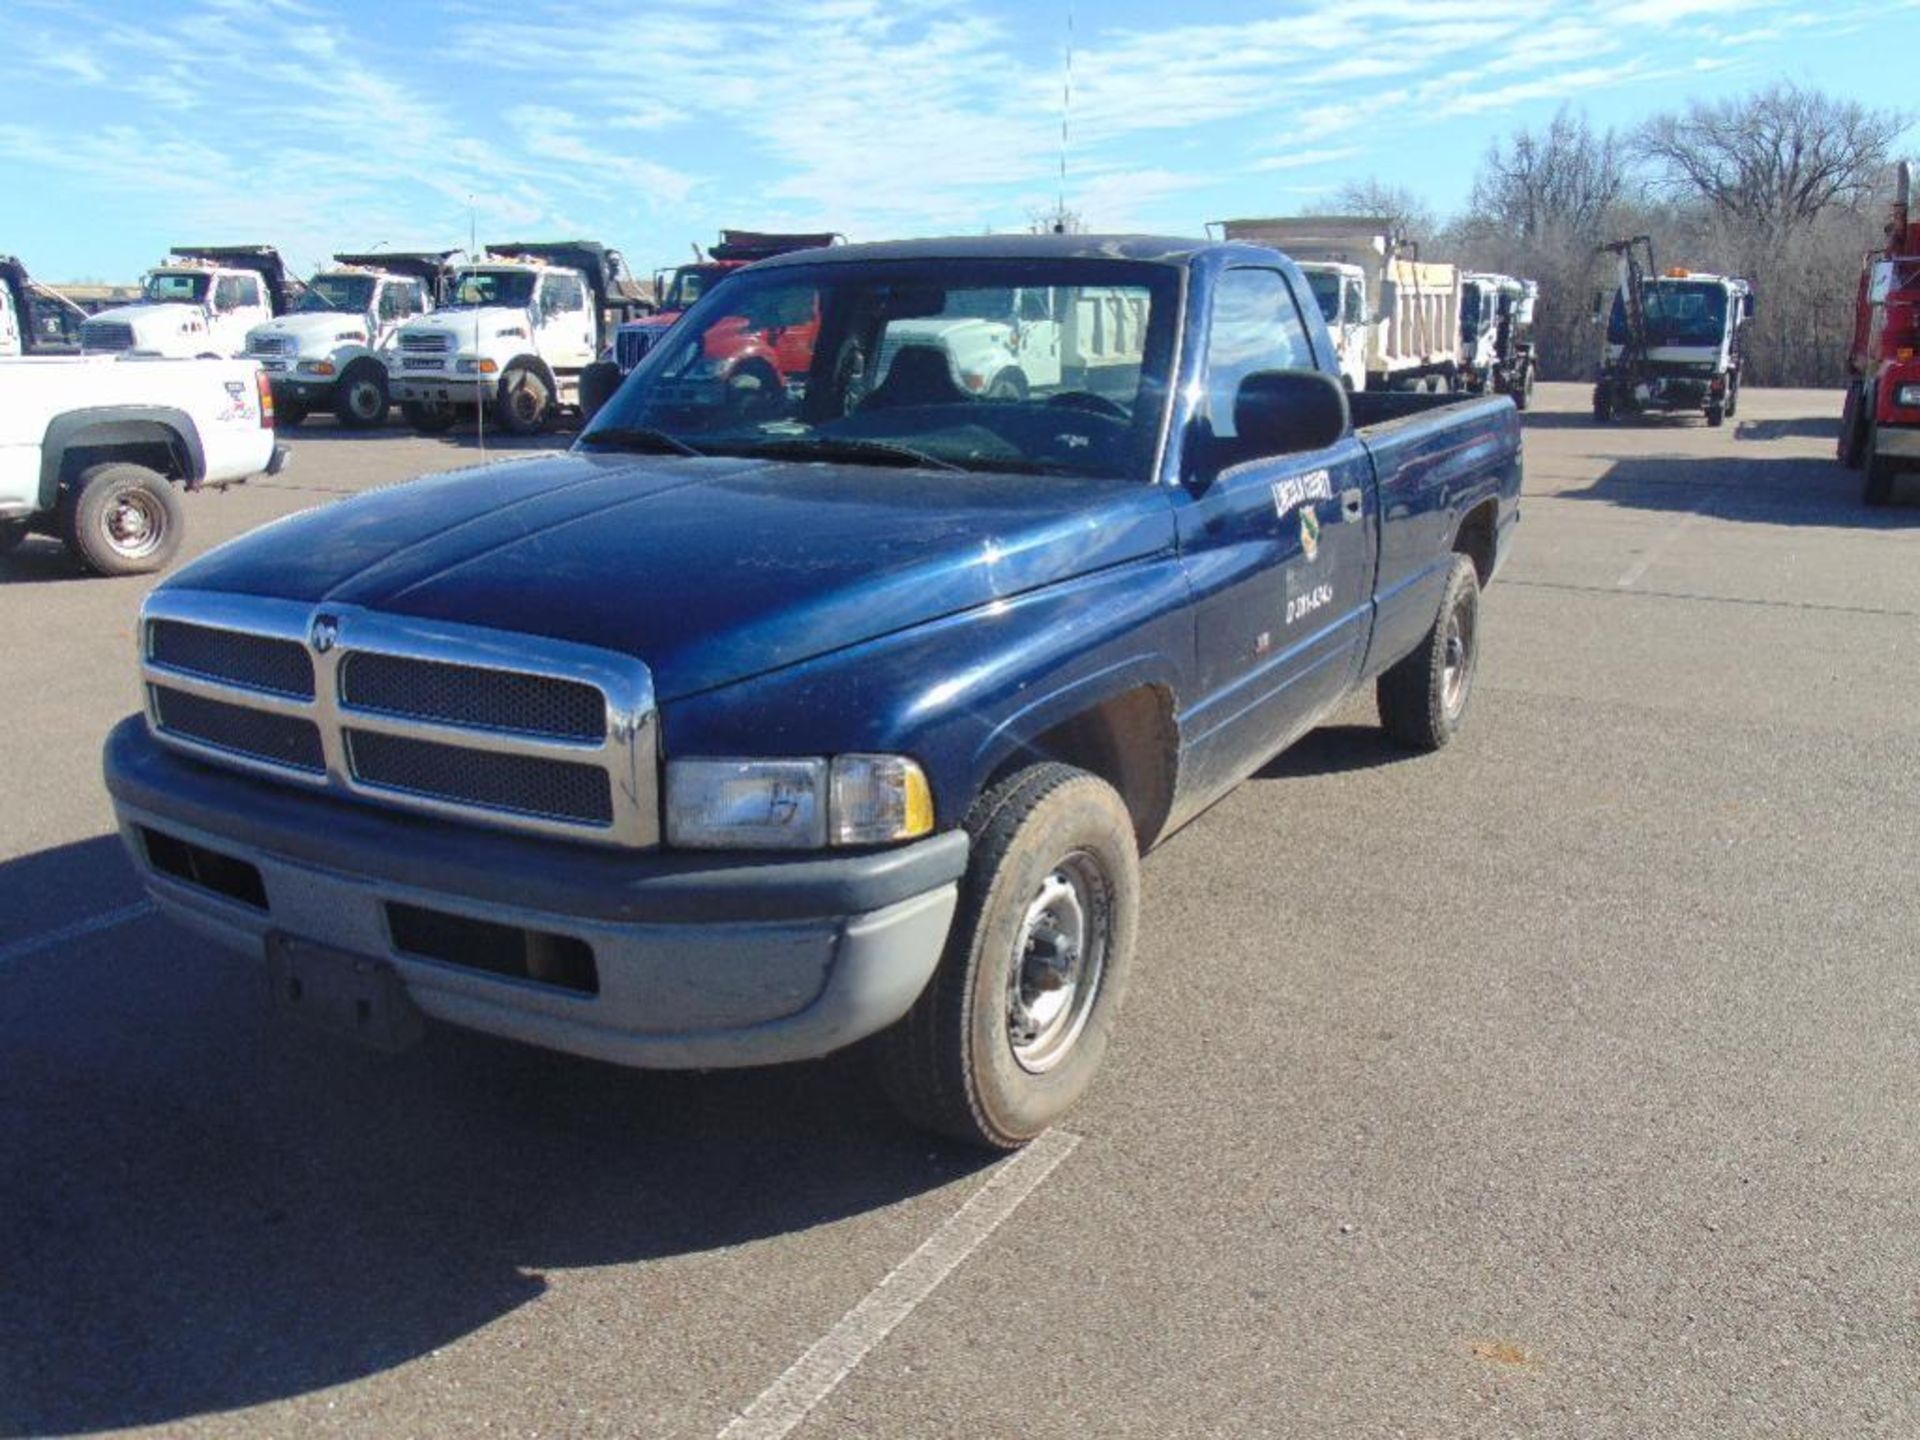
[1046,391,1128,420]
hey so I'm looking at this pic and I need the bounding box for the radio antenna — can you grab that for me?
[1055,0,1074,232]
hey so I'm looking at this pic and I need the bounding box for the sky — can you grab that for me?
[4,0,1916,284]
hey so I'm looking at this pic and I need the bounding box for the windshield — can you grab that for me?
[443,269,537,309]
[664,265,725,312]
[142,271,209,304]
[582,258,1178,482]
[297,275,376,313]
[1304,271,1341,324]
[1609,281,1730,346]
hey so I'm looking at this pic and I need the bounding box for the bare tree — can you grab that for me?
[1635,83,1906,242]
[1302,179,1437,248]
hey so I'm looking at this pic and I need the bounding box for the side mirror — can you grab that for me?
[1230,368,1350,460]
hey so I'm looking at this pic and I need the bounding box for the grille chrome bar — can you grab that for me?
[139,589,659,847]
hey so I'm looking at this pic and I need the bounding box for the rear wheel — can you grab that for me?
[494,363,552,436]
[1705,402,1725,428]
[402,400,457,435]
[1511,365,1533,412]
[333,362,390,429]
[1378,553,1480,751]
[877,763,1139,1149]
[1838,382,1867,468]
[0,520,26,556]
[59,462,184,576]
[275,399,308,429]
[1725,373,1740,418]
[578,361,623,423]
[1592,383,1614,422]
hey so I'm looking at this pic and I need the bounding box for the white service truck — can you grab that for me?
[1459,272,1539,408]
[80,247,295,359]
[244,251,453,428]
[1593,237,1753,426]
[0,356,286,574]
[387,241,641,435]
[1216,217,1462,392]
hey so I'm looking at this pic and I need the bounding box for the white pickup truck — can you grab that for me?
[80,247,295,360]
[244,251,453,428]
[0,356,286,575]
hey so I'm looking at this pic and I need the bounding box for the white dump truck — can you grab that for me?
[244,251,454,428]
[870,285,1151,403]
[80,247,295,359]
[1216,217,1462,392]
[1459,272,1539,408]
[387,241,643,435]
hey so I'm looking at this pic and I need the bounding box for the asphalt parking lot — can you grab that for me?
[4,383,1917,1439]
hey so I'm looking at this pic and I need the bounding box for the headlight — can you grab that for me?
[455,357,499,374]
[666,759,826,849]
[1896,384,1920,409]
[664,755,934,849]
[297,359,336,375]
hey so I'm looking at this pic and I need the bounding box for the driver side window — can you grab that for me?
[214,275,258,312]
[1204,269,1316,439]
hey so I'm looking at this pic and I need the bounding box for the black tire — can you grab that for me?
[276,399,308,429]
[1838,382,1866,468]
[1592,383,1613,422]
[877,763,1139,1150]
[578,361,623,423]
[1705,402,1725,428]
[1512,366,1533,413]
[985,368,1028,402]
[1377,553,1481,751]
[1863,422,1898,506]
[402,400,457,435]
[494,363,552,436]
[59,462,184,576]
[0,519,26,556]
[333,362,390,429]
[1725,373,1739,419]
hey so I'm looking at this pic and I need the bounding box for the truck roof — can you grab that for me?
[750,234,1213,270]
[484,241,644,303]
[329,250,460,286]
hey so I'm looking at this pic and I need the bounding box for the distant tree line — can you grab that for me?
[1304,84,1909,387]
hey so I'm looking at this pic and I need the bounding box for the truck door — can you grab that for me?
[209,273,262,355]
[536,273,595,372]
[1175,266,1378,791]
[1015,287,1063,388]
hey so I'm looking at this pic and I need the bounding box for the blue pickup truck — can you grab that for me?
[104,235,1522,1148]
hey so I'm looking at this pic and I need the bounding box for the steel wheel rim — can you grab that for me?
[507,374,546,423]
[347,379,382,420]
[1007,850,1110,1074]
[1442,594,1475,714]
[103,488,164,559]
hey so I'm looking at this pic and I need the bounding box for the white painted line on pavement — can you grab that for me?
[717,1127,1082,1440]
[1616,498,1712,589]
[0,901,155,966]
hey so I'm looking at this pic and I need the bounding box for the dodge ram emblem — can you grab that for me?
[310,614,339,653]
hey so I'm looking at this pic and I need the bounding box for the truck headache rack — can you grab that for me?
[169,244,295,314]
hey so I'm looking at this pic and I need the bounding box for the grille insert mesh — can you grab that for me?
[347,729,614,825]
[151,685,325,772]
[149,620,315,698]
[340,652,604,740]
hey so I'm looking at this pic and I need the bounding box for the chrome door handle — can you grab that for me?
[1341,488,1365,522]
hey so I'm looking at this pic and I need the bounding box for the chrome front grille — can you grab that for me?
[614,327,657,372]
[81,321,135,352]
[249,334,296,356]
[399,331,451,353]
[140,591,658,847]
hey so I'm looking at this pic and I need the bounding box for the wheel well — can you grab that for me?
[500,355,557,397]
[58,432,191,495]
[992,685,1179,852]
[1454,499,1498,585]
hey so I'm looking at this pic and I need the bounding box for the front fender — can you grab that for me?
[659,552,1195,832]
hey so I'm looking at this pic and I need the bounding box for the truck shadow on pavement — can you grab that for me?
[1562,454,1920,527]
[0,834,992,1438]
[1253,724,1409,778]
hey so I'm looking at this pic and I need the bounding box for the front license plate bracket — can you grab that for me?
[266,933,424,1053]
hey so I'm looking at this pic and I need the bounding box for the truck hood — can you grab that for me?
[164,452,1176,701]
[399,307,530,347]
[88,301,206,342]
[249,311,369,350]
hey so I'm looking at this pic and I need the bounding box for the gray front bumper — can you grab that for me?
[1872,425,1920,459]
[105,718,963,1069]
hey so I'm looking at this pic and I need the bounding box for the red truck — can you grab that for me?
[578,230,840,419]
[1840,163,1920,505]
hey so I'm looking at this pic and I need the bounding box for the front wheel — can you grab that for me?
[985,368,1028,402]
[877,763,1139,1149]
[1592,384,1613,423]
[59,462,185,576]
[1863,423,1898,506]
[1378,553,1481,751]
[1838,382,1866,468]
[1512,365,1534,412]
[333,363,390,429]
[1705,402,1725,428]
[494,363,552,436]
[402,400,457,435]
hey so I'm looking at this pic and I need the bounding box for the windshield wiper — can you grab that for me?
[577,426,706,458]
[738,436,964,473]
